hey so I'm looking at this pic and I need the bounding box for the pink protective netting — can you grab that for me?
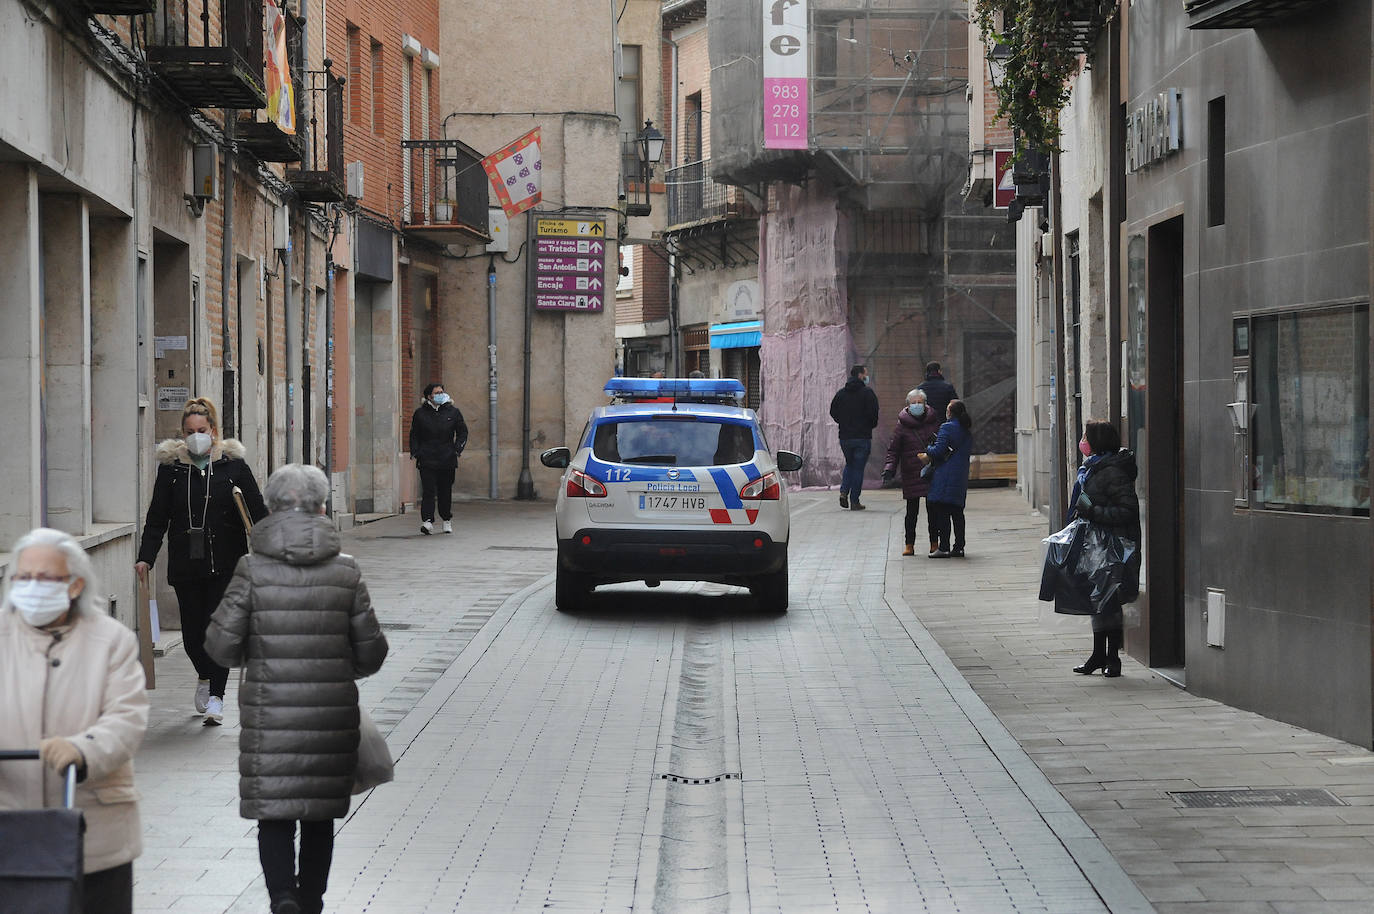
[755,184,856,489]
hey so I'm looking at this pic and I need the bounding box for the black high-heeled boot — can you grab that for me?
[1074,631,1108,674]
[1103,628,1124,678]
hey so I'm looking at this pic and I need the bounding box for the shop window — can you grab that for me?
[1251,304,1369,516]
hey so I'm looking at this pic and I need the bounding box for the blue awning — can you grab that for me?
[709,320,762,350]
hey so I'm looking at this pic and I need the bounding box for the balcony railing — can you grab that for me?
[145,0,266,109]
[665,159,759,229]
[287,67,345,202]
[400,139,492,245]
[1041,0,1117,54]
[1184,0,1329,28]
[87,0,154,14]
[236,9,303,162]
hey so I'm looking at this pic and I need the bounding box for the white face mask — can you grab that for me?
[9,580,72,627]
[908,403,926,418]
[432,393,451,406]
[186,432,213,457]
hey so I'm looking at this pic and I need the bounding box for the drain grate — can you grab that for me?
[657,772,740,785]
[379,622,415,631]
[1171,788,1347,808]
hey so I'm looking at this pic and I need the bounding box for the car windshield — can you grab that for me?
[593,418,756,466]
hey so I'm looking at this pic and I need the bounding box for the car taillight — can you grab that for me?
[566,469,608,498]
[739,471,780,501]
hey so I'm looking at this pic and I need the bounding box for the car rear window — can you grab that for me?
[593,418,756,467]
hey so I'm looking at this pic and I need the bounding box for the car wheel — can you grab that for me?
[750,563,788,613]
[556,566,592,612]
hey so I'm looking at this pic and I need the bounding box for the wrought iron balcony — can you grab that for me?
[85,0,154,13]
[1039,0,1117,54]
[400,139,492,245]
[236,10,303,162]
[287,67,345,202]
[1184,0,1329,28]
[665,159,759,229]
[146,0,266,109]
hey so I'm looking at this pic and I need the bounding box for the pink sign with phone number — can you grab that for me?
[764,78,808,149]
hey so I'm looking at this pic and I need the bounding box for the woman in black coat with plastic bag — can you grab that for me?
[1067,419,1140,677]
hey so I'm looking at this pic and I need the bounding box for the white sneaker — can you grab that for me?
[442,520,453,534]
[203,696,223,726]
[420,520,434,535]
[194,679,210,714]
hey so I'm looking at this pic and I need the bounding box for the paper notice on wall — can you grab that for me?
[154,335,188,358]
[157,387,190,411]
[149,599,160,644]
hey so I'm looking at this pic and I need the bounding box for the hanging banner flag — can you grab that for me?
[763,0,807,150]
[265,1,296,134]
[481,128,543,217]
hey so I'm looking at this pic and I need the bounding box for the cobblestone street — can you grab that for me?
[129,489,1374,912]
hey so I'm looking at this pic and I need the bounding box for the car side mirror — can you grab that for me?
[540,447,571,469]
[776,450,804,472]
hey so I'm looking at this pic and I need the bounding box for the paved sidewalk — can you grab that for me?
[891,485,1374,913]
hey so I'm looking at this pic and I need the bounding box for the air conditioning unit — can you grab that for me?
[347,161,364,199]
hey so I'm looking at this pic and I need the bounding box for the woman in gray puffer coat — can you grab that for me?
[206,464,388,914]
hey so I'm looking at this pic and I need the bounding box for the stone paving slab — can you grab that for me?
[896,485,1374,913]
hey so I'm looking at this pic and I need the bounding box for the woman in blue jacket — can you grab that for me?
[920,399,973,557]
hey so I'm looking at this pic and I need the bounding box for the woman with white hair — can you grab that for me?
[0,527,149,914]
[206,464,388,914]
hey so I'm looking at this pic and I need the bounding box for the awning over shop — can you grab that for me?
[709,320,762,349]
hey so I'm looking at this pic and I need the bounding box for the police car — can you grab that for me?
[540,378,804,612]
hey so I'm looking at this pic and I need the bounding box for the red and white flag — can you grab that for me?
[481,128,542,217]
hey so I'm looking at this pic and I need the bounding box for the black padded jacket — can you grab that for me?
[205,510,389,821]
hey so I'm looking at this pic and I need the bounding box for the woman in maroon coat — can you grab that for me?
[882,389,944,555]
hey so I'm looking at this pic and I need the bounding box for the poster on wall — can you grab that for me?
[763,0,808,150]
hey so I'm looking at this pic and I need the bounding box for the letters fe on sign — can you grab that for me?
[534,218,606,313]
[763,0,808,150]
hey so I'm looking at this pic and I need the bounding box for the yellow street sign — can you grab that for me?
[537,218,606,237]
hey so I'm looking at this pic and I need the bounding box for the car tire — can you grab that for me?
[556,566,592,612]
[751,563,788,613]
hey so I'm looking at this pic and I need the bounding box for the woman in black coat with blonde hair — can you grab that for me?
[1068,419,1140,677]
[135,396,266,724]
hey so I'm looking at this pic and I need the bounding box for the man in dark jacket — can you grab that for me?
[828,364,880,510]
[917,362,959,419]
[409,382,468,535]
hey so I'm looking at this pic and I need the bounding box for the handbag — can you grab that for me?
[352,707,395,794]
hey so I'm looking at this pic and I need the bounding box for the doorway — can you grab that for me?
[1141,217,1186,671]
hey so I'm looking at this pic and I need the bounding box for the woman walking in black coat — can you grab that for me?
[135,397,267,724]
[1068,419,1141,677]
[409,382,468,535]
[206,464,389,914]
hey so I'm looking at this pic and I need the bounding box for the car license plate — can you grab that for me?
[638,495,707,511]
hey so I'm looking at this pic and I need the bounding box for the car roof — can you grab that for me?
[589,403,758,423]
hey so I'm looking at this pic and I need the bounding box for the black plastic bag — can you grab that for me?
[1040,519,1140,615]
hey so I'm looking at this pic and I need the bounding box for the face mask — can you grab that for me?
[1079,439,1093,457]
[432,393,451,406]
[9,580,72,627]
[862,376,870,386]
[186,432,213,457]
[908,403,926,418]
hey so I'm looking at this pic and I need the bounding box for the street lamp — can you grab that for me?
[637,119,665,180]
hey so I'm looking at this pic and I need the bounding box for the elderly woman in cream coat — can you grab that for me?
[0,528,149,914]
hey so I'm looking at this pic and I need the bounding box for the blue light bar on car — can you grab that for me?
[604,377,746,401]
